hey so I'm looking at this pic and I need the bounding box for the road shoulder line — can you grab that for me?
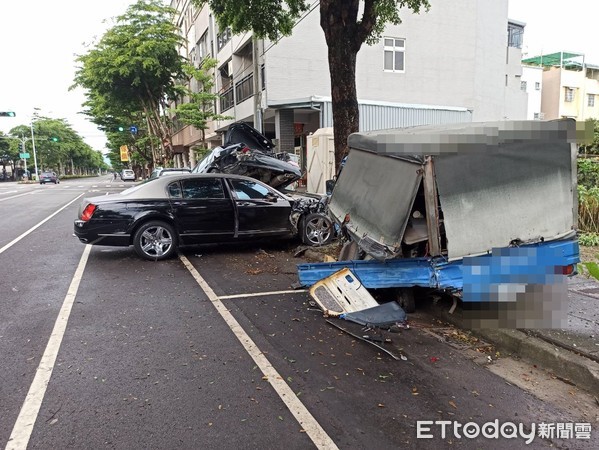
[218,289,307,300]
[179,255,338,450]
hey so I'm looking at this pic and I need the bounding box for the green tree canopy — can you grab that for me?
[73,0,186,167]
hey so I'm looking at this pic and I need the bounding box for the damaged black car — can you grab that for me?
[192,122,335,246]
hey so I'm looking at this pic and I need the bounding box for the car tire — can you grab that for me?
[301,213,334,246]
[396,288,416,313]
[133,221,178,261]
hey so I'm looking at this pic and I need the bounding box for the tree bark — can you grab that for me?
[320,0,362,172]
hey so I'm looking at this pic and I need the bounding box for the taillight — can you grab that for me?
[557,265,575,275]
[241,146,251,154]
[80,204,97,222]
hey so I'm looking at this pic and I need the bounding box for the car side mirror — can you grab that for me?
[325,179,336,196]
[265,193,278,203]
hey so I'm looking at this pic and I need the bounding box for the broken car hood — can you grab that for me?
[193,122,301,189]
[224,122,275,152]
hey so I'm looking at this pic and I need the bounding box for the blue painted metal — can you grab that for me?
[296,239,579,295]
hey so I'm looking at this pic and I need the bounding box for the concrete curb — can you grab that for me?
[429,309,599,395]
[474,328,599,394]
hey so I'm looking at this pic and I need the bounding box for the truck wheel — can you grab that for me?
[396,288,416,313]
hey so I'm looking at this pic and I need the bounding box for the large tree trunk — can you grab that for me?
[320,0,362,172]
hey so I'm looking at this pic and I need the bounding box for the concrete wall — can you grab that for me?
[541,68,562,119]
[264,0,521,121]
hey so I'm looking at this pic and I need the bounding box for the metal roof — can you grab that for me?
[522,52,585,68]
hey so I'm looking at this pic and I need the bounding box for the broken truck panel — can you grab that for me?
[330,119,578,262]
[327,148,422,260]
[297,239,579,300]
[309,268,379,316]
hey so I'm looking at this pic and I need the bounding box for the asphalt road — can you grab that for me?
[0,176,596,449]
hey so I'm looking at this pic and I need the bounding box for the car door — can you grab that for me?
[226,178,292,238]
[168,177,235,244]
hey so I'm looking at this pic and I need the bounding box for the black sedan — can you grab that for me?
[74,173,334,260]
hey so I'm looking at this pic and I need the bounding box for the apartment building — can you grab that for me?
[521,65,544,120]
[169,0,527,167]
[522,52,599,121]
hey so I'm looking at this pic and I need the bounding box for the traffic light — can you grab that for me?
[18,142,23,151]
[49,137,59,142]
[0,111,16,117]
[118,126,125,132]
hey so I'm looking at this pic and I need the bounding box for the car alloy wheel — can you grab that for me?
[301,213,334,246]
[133,221,178,260]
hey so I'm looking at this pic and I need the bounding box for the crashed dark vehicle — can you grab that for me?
[193,122,335,246]
[73,173,335,261]
[298,120,580,323]
[192,122,301,189]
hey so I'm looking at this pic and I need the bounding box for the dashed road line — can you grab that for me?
[0,194,84,255]
[179,254,338,450]
[0,192,33,202]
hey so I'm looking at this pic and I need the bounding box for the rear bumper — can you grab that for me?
[74,221,131,246]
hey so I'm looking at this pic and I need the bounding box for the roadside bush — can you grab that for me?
[578,231,599,246]
[578,185,599,237]
[577,157,599,189]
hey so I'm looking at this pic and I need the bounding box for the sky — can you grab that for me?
[0,0,138,152]
[0,0,598,153]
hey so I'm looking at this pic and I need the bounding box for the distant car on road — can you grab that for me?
[148,167,191,180]
[39,172,59,185]
[121,169,136,181]
[74,173,334,261]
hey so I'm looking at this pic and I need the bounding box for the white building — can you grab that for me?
[169,0,527,168]
[521,65,544,120]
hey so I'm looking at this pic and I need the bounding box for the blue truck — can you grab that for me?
[297,120,580,325]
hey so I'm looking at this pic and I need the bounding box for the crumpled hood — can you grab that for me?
[194,122,302,189]
[224,122,275,152]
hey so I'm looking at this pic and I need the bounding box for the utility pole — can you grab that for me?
[252,36,263,133]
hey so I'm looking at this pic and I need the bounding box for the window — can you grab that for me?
[196,31,210,62]
[520,81,527,91]
[535,82,541,90]
[180,178,225,199]
[507,22,524,48]
[230,179,272,200]
[588,94,595,107]
[217,27,232,52]
[383,38,405,73]
[565,87,574,102]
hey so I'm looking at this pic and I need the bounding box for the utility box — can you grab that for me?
[306,127,335,194]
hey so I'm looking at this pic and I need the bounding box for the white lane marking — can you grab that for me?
[219,289,307,300]
[0,194,84,255]
[0,192,33,203]
[179,255,338,450]
[6,245,92,450]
